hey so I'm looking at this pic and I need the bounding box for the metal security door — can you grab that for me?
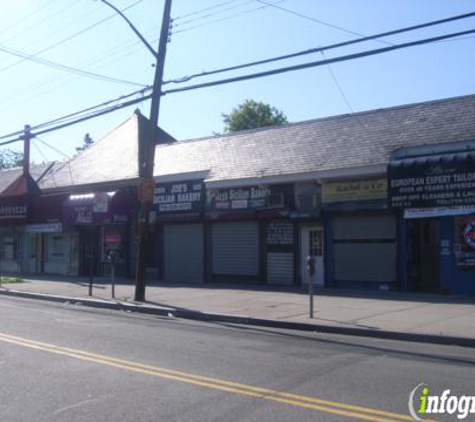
[301,226,324,286]
[212,222,259,278]
[163,224,204,283]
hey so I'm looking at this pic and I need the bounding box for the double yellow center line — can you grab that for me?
[0,332,427,422]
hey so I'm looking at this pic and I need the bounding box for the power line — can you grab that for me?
[173,0,244,20]
[0,0,144,76]
[166,10,475,84]
[34,87,151,130]
[0,26,157,113]
[162,28,475,95]
[31,138,50,164]
[1,25,474,148]
[255,0,392,45]
[172,0,286,35]
[36,136,71,160]
[0,91,150,147]
[0,43,147,87]
[0,1,74,44]
[0,87,151,142]
[174,0,255,27]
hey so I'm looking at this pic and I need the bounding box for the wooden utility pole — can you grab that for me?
[23,125,31,176]
[134,0,173,301]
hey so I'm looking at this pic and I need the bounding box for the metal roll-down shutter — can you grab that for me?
[212,222,259,276]
[163,224,204,283]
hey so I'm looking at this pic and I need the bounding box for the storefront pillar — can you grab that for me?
[323,213,334,288]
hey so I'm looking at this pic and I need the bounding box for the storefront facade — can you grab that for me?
[0,193,31,273]
[62,189,134,277]
[155,179,205,283]
[322,177,399,291]
[154,180,301,285]
[388,143,475,294]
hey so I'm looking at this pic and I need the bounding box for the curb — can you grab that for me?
[2,288,475,348]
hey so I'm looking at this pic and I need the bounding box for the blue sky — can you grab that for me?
[0,0,474,163]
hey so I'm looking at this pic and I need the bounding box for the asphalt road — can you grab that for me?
[0,295,474,422]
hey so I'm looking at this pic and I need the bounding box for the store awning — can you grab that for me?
[62,190,133,226]
[388,152,475,209]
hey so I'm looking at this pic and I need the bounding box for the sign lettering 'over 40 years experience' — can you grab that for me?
[388,156,475,208]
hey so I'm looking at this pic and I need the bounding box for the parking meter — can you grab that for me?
[307,255,316,318]
[106,250,121,299]
[307,255,316,278]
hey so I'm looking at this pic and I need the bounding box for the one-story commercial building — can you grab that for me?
[2,93,474,294]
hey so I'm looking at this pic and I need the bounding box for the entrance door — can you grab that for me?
[407,219,440,292]
[25,233,41,273]
[301,226,324,286]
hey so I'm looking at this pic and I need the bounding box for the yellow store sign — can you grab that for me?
[322,178,387,203]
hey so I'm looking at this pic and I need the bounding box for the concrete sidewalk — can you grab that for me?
[2,275,475,346]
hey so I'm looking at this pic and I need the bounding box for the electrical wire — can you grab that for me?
[166,10,475,85]
[255,0,391,45]
[0,43,147,87]
[0,87,151,142]
[36,136,71,159]
[0,25,474,148]
[0,1,76,44]
[0,0,144,76]
[0,25,157,113]
[34,87,151,130]
[161,28,475,95]
[172,0,286,35]
[173,0,244,21]
[173,0,256,27]
[31,138,51,164]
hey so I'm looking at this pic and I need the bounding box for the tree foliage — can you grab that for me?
[222,99,288,133]
[0,149,23,170]
[75,133,94,154]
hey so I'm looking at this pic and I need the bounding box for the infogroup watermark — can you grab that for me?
[409,383,475,420]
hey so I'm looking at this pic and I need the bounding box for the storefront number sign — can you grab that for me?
[154,181,204,213]
[388,156,475,208]
[463,219,475,250]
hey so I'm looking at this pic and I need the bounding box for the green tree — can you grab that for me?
[0,149,23,170]
[222,99,288,133]
[75,133,94,154]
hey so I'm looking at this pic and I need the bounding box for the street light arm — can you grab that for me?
[98,0,158,59]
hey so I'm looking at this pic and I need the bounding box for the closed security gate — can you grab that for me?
[333,215,396,288]
[163,224,204,283]
[212,221,259,281]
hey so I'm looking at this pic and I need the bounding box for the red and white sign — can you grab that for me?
[105,233,121,245]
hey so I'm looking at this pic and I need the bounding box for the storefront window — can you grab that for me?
[454,216,475,269]
[1,235,16,260]
[102,226,126,263]
[52,235,65,256]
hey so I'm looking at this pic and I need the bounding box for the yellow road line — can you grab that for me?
[0,332,431,422]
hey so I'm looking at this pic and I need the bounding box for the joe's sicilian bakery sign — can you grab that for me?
[388,156,475,208]
[154,181,204,213]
